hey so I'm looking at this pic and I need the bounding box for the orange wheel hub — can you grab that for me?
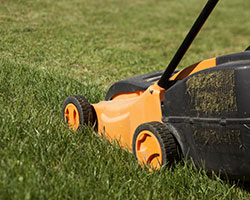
[135,130,162,169]
[64,103,80,131]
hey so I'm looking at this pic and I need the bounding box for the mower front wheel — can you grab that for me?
[132,122,178,169]
[62,95,96,131]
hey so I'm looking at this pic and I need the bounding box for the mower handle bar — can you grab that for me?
[158,0,219,89]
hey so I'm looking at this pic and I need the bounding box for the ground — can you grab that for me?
[1,0,250,199]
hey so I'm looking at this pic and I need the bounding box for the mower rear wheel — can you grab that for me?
[62,95,95,130]
[132,122,178,169]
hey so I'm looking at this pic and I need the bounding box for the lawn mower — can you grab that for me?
[62,0,250,179]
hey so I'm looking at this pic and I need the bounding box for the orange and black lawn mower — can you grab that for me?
[62,0,250,179]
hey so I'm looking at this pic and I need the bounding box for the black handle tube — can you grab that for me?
[158,0,219,89]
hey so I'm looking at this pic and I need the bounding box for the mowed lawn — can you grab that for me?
[1,0,250,199]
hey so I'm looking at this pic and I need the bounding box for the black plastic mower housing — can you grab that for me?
[164,51,250,179]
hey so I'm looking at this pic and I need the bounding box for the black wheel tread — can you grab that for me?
[133,121,179,166]
[148,122,178,164]
[62,95,95,128]
[73,95,94,125]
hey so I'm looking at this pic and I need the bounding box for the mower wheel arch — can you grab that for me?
[132,122,179,169]
[62,95,96,130]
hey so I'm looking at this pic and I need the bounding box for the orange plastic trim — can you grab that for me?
[135,130,162,169]
[170,57,216,80]
[92,82,165,150]
[91,58,216,151]
[64,103,80,131]
[112,91,144,100]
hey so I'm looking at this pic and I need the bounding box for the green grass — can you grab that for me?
[1,0,250,199]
